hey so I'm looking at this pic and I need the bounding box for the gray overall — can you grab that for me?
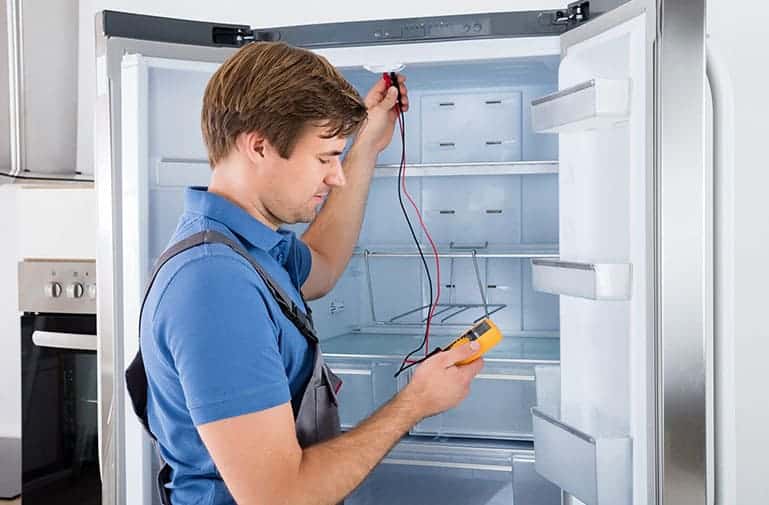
[125,230,342,505]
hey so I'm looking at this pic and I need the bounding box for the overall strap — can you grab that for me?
[126,229,318,441]
[142,230,318,343]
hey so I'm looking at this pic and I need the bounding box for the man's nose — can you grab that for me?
[324,159,346,187]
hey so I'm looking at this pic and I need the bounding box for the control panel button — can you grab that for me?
[87,284,97,300]
[44,282,63,298]
[66,282,85,299]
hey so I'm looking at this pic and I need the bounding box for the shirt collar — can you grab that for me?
[184,186,287,252]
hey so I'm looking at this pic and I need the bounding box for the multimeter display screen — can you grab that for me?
[466,319,491,340]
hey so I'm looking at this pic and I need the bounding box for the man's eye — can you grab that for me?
[319,158,330,164]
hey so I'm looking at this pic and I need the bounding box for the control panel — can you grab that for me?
[18,259,96,314]
[373,17,491,41]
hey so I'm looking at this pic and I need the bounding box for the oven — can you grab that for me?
[18,259,101,505]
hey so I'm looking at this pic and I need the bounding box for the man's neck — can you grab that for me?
[208,164,281,231]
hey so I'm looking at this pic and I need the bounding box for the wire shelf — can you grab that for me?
[361,245,530,326]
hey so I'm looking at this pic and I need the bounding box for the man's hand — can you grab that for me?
[197,341,482,505]
[354,74,410,154]
[400,342,485,420]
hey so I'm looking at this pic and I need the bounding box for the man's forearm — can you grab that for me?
[302,142,378,285]
[285,388,422,505]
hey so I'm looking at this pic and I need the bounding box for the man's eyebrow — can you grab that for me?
[318,150,344,156]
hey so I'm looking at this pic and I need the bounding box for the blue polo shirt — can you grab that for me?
[140,187,315,504]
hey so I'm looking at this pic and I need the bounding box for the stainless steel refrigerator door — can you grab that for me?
[556,1,709,504]
[95,18,238,505]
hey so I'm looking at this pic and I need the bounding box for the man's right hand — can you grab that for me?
[400,342,485,420]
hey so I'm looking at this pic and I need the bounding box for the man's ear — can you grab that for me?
[236,131,266,164]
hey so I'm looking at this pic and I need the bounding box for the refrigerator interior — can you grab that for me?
[118,16,652,503]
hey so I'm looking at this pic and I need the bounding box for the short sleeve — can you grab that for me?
[153,253,291,425]
[285,233,313,287]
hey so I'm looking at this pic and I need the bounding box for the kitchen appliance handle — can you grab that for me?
[32,330,98,351]
[707,36,736,505]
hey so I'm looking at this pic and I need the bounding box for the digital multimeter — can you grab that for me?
[445,317,503,365]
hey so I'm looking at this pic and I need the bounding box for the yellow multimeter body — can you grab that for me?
[446,317,503,365]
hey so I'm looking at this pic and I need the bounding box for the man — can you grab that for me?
[133,41,483,505]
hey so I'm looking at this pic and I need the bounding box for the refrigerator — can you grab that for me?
[94,1,716,504]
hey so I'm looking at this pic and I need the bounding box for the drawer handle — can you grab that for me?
[381,458,511,472]
[330,368,371,376]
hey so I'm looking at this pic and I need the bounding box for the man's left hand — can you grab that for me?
[355,74,409,154]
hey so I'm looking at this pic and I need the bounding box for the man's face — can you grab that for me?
[257,126,347,226]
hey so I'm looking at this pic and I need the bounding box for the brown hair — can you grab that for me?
[201,42,367,166]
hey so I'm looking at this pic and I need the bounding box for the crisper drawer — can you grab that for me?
[512,455,562,505]
[346,440,559,505]
[325,357,399,429]
[400,362,540,440]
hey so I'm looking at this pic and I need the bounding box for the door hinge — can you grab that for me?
[551,1,591,26]
[212,27,281,46]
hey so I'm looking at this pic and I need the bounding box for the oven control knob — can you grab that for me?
[66,282,85,299]
[87,284,97,300]
[44,282,62,298]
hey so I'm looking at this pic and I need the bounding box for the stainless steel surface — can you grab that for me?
[4,0,79,179]
[18,260,96,314]
[96,22,237,505]
[94,19,118,505]
[31,330,98,351]
[0,437,20,499]
[655,0,708,503]
[6,0,24,177]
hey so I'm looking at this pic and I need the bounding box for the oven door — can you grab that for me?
[21,313,101,505]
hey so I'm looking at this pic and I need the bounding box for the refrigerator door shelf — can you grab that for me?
[532,407,632,505]
[531,78,630,134]
[530,259,632,300]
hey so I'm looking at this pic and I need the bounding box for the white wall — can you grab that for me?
[0,184,96,438]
